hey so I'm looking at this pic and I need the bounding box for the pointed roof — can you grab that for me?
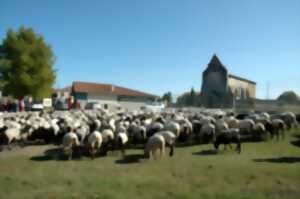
[209,54,223,66]
[203,54,227,75]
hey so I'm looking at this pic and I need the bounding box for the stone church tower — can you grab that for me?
[201,55,233,108]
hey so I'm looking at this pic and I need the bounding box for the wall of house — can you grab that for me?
[228,77,256,98]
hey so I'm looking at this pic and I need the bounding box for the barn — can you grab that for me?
[71,81,158,110]
[201,55,256,108]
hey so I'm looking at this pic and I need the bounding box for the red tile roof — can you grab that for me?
[72,81,157,98]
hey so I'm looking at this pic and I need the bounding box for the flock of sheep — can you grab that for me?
[0,108,299,160]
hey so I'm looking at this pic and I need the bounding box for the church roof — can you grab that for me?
[210,54,223,66]
[228,74,256,85]
[203,54,228,74]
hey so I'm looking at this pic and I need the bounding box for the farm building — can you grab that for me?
[201,55,256,108]
[71,81,158,110]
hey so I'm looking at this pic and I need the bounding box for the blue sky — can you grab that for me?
[1,0,299,99]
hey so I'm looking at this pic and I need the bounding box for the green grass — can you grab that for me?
[0,128,300,199]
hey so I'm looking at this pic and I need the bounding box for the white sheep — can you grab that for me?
[144,134,165,160]
[1,128,21,147]
[200,123,216,143]
[87,131,103,159]
[62,132,80,160]
[164,121,181,137]
[238,119,255,136]
[155,130,176,156]
[226,117,240,129]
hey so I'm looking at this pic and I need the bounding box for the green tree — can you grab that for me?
[190,87,196,106]
[0,27,56,100]
[161,92,172,105]
[277,91,299,103]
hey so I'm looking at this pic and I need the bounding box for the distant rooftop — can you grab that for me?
[72,81,158,98]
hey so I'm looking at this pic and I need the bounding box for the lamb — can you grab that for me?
[214,129,241,153]
[144,134,165,160]
[62,132,80,160]
[155,130,176,156]
[87,131,102,159]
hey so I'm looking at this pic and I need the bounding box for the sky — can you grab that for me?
[0,0,299,99]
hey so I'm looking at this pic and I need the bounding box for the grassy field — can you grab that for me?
[0,128,300,199]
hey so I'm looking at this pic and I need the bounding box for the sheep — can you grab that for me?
[87,131,102,159]
[144,134,165,160]
[200,123,216,143]
[214,129,241,153]
[226,117,240,129]
[146,122,164,138]
[74,124,90,145]
[238,119,255,136]
[281,112,297,129]
[270,119,286,141]
[178,119,193,142]
[128,124,147,145]
[164,121,181,138]
[215,119,229,134]
[101,129,115,155]
[0,128,21,148]
[114,132,128,156]
[296,113,300,123]
[62,132,80,160]
[252,122,267,141]
[156,130,176,156]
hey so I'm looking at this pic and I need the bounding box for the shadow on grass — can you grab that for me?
[192,149,218,156]
[253,157,300,164]
[30,147,82,161]
[115,154,145,164]
[291,134,300,148]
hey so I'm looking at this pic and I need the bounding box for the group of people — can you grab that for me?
[0,99,26,112]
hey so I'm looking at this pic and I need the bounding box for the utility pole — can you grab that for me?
[266,81,270,100]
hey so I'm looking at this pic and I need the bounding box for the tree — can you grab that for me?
[190,87,196,106]
[0,27,56,100]
[161,92,172,105]
[277,91,299,103]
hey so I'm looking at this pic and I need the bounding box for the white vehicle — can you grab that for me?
[85,102,102,110]
[142,102,165,112]
[31,103,44,111]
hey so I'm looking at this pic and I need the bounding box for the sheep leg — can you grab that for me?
[69,149,73,160]
[224,144,227,151]
[121,146,125,157]
[169,145,174,157]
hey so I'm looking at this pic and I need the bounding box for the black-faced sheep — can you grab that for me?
[214,129,241,153]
